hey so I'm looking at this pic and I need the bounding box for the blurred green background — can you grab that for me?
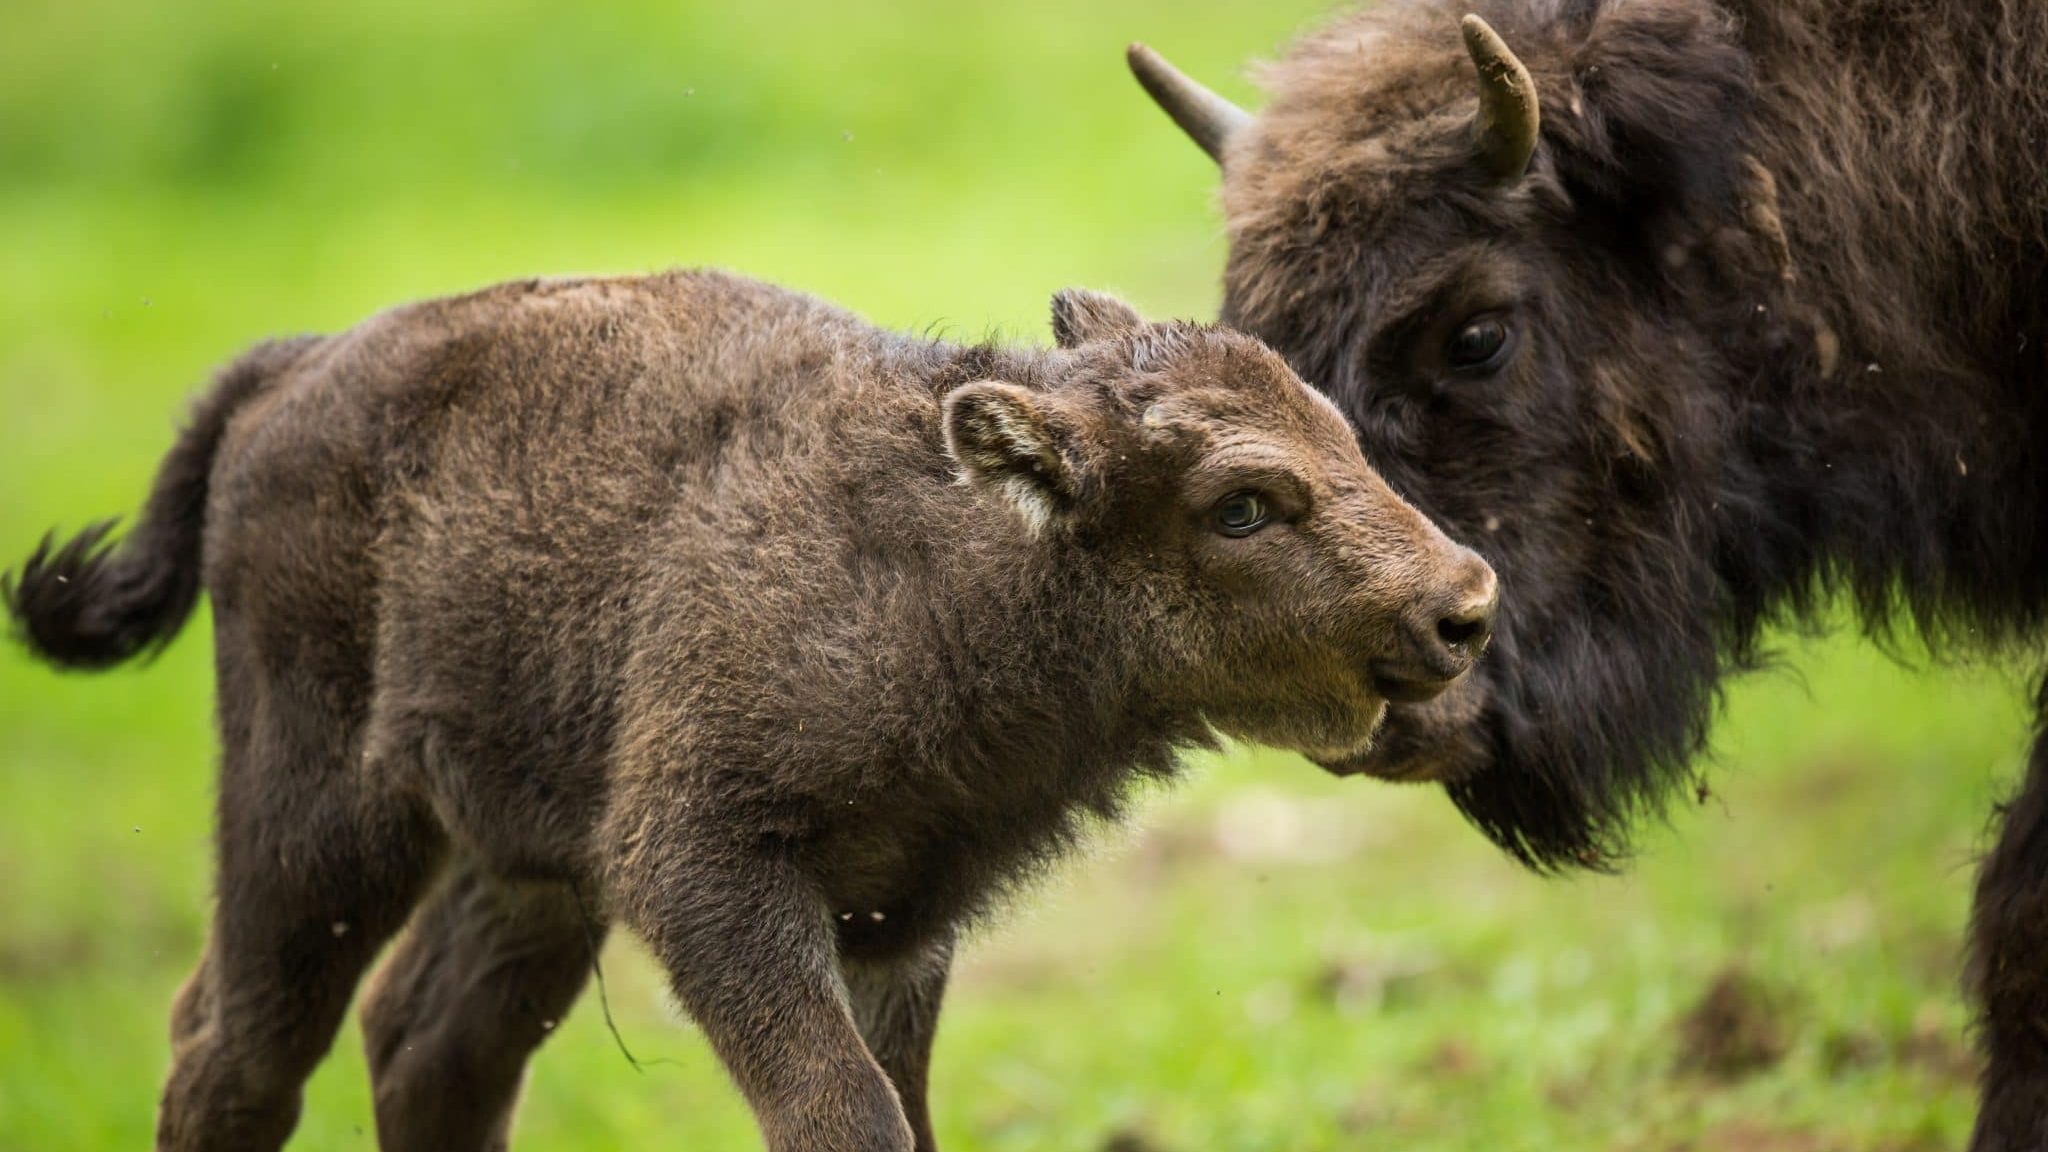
[0,1,2030,1148]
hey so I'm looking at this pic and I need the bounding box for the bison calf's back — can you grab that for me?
[5,269,1491,1152]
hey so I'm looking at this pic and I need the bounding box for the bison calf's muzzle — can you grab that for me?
[1378,551,1497,703]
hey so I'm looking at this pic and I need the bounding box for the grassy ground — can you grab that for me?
[0,1,2032,1148]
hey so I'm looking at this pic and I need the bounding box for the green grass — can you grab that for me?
[0,1,2031,1148]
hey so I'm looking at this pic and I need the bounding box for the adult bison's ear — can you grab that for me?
[1547,1,1754,236]
[943,382,1081,535]
[1051,289,1144,349]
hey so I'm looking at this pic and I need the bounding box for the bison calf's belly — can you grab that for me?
[805,802,1090,962]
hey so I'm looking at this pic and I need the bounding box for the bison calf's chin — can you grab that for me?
[4,270,1487,1152]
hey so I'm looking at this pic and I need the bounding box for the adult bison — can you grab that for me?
[1132,0,2048,1144]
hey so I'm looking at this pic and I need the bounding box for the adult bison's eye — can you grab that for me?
[1447,315,1513,371]
[1212,491,1270,537]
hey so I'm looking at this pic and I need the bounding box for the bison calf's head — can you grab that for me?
[945,289,1496,768]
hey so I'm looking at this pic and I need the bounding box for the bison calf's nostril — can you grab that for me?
[1437,584,1497,651]
[1440,558,1499,654]
[1437,607,1491,651]
[1378,559,1497,702]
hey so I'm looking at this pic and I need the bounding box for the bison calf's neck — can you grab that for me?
[4,269,1489,1152]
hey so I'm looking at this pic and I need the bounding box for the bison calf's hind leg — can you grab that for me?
[609,811,914,1152]
[361,863,601,1152]
[159,661,441,1151]
[1967,696,2048,1152]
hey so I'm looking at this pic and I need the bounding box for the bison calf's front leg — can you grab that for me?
[609,820,914,1152]
[846,939,953,1152]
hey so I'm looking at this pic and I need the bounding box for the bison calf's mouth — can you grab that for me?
[3,270,1489,1152]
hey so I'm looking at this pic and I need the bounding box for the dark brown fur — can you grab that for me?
[5,269,1494,1152]
[1153,0,2048,1144]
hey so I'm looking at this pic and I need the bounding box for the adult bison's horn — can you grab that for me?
[1127,43,1251,165]
[1461,15,1539,180]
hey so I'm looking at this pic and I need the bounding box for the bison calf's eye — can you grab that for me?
[1212,491,1271,537]
[1447,315,1513,371]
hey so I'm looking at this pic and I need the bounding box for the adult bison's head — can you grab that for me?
[1131,0,1796,870]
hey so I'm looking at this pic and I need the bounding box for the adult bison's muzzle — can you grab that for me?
[1315,672,1493,783]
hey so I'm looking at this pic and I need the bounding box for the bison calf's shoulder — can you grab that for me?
[4,269,1493,1152]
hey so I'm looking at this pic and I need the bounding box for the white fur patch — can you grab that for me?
[1000,475,1056,537]
[942,382,1066,538]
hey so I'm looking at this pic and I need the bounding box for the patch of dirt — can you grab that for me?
[1896,1003,1983,1084]
[1675,968,1790,1080]
[0,929,97,981]
[1821,1026,1888,1074]
[1639,1120,1947,1152]
[1100,1127,1169,1152]
[1420,1038,1486,1077]
[1543,1074,1594,1112]
[1674,1122,1830,1152]
[1312,951,1441,1015]
[1782,754,1870,808]
[1336,1085,1402,1134]
[1654,1123,1842,1152]
[0,914,197,982]
[1820,1005,1982,1084]
[1122,820,1214,886]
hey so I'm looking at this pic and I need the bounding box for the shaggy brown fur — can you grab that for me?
[3,269,1495,1152]
[1134,0,2048,1144]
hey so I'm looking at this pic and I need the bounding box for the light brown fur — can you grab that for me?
[7,270,1494,1151]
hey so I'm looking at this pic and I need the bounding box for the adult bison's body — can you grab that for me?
[1133,0,2048,1144]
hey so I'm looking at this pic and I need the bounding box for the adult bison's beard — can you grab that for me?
[1338,589,1732,874]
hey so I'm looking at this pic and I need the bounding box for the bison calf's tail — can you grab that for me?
[3,339,307,670]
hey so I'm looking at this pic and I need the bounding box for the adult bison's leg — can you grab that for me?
[360,862,599,1152]
[845,938,954,1152]
[1967,693,2048,1151]
[607,812,914,1152]
[159,623,442,1152]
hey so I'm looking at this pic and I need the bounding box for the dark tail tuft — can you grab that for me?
[3,519,198,669]
[4,338,307,671]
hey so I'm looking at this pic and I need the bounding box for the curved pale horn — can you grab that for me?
[1461,14,1539,180]
[1127,42,1252,164]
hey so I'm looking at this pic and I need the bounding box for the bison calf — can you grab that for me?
[5,270,1494,1152]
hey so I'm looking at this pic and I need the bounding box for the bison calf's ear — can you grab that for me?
[1050,288,1144,349]
[943,382,1078,536]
